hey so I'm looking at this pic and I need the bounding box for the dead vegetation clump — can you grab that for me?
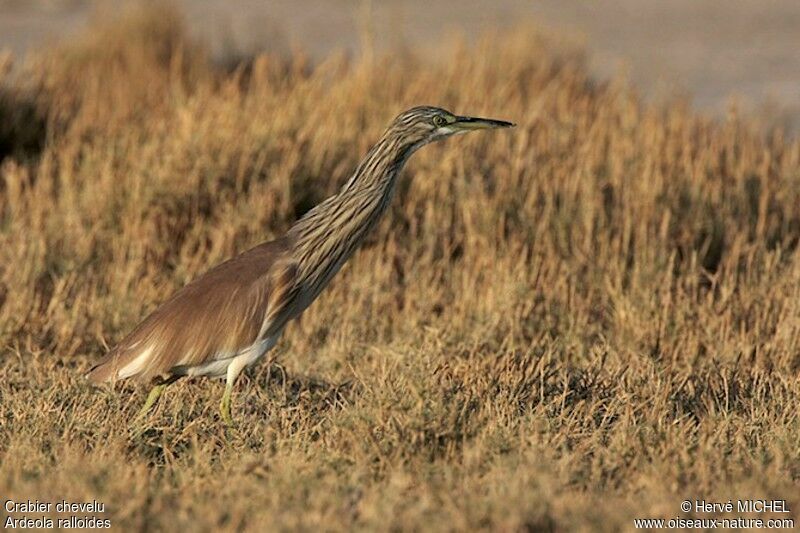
[0,4,798,531]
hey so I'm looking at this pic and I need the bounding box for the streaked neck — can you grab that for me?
[340,130,415,193]
[286,133,413,294]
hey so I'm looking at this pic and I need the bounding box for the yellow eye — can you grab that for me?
[433,115,447,127]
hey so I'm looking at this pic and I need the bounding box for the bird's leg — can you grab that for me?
[220,355,250,426]
[220,382,234,426]
[137,384,166,419]
[136,375,179,419]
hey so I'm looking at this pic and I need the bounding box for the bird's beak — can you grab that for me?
[451,115,515,131]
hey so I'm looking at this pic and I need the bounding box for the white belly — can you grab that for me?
[186,334,280,378]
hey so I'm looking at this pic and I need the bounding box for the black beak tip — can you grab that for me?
[485,118,515,128]
[456,115,516,128]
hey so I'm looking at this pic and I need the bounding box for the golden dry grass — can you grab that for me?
[1,4,799,531]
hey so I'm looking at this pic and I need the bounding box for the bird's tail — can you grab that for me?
[85,354,118,383]
[86,347,136,384]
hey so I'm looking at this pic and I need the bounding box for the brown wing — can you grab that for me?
[87,237,297,383]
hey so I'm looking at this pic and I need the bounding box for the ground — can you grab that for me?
[0,5,798,531]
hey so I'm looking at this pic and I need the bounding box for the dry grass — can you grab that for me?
[1,4,799,531]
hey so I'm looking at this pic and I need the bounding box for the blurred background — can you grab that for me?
[1,0,799,132]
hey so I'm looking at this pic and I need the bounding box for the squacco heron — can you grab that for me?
[87,106,514,424]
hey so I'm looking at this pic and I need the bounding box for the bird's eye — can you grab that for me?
[433,115,447,127]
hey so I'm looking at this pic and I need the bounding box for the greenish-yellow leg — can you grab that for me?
[135,376,179,420]
[219,383,234,426]
[137,383,167,419]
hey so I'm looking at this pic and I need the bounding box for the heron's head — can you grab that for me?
[387,106,514,154]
